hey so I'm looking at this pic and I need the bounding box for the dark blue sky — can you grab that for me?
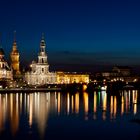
[0,0,140,71]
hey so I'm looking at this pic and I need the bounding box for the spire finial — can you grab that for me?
[42,33,45,40]
[14,30,16,42]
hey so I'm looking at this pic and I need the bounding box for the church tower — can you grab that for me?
[37,34,49,71]
[10,31,20,76]
[38,34,48,63]
[0,42,13,80]
[25,33,56,85]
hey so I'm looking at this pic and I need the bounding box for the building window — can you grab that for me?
[42,68,44,73]
[42,58,44,63]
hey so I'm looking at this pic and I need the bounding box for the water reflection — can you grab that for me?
[83,92,88,120]
[57,92,61,115]
[0,90,139,139]
[101,91,107,120]
[75,92,79,114]
[93,91,97,120]
[67,93,70,115]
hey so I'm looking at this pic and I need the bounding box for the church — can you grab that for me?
[0,47,13,80]
[25,35,56,85]
[10,32,21,78]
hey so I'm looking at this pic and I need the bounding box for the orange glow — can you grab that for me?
[83,84,87,91]
[110,96,113,119]
[67,93,70,115]
[93,92,97,120]
[71,95,74,113]
[75,93,79,114]
[110,96,117,119]
[133,104,137,115]
[125,91,129,113]
[34,93,50,138]
[10,94,19,136]
[20,94,22,115]
[29,94,33,127]
[57,93,61,115]
[121,96,124,116]
[114,96,117,119]
[93,92,97,113]
[83,92,88,120]
[10,94,13,119]
[132,90,137,104]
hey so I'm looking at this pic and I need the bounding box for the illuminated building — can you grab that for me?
[0,47,13,80]
[56,72,89,84]
[112,66,131,76]
[25,35,56,85]
[10,32,21,77]
[96,66,137,82]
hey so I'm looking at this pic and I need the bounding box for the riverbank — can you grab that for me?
[0,87,62,93]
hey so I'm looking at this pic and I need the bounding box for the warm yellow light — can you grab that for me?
[121,96,124,116]
[114,96,117,118]
[57,93,61,115]
[133,79,137,82]
[29,94,33,127]
[67,93,70,115]
[93,92,97,113]
[83,92,88,120]
[75,93,79,114]
[110,96,113,119]
[71,95,74,113]
[133,104,137,115]
[83,84,87,91]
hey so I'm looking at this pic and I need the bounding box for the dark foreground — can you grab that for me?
[0,90,140,140]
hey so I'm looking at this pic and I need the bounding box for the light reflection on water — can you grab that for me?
[0,90,139,140]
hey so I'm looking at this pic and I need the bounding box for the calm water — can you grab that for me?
[0,90,140,140]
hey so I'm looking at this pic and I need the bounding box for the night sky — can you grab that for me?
[0,0,140,71]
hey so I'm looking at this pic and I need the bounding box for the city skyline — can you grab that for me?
[1,0,140,71]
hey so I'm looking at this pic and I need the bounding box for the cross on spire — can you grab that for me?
[14,30,16,42]
[42,32,45,40]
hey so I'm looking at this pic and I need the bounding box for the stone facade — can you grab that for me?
[25,35,56,85]
[0,48,13,80]
[56,72,89,84]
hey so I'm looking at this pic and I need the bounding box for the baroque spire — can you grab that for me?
[40,33,46,55]
[10,31,20,76]
[12,31,18,52]
[38,33,48,64]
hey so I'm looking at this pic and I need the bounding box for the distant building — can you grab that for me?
[0,48,13,80]
[95,66,138,82]
[25,35,56,85]
[10,32,21,78]
[112,66,131,76]
[56,72,89,84]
